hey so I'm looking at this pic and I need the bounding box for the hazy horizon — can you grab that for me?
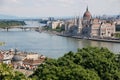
[0,0,120,17]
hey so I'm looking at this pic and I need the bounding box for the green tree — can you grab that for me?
[0,20,26,29]
[31,47,120,80]
[0,63,30,80]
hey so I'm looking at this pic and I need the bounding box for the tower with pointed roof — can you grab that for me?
[78,18,82,33]
[83,6,92,20]
[81,6,92,37]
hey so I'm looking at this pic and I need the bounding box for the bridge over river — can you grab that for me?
[0,21,45,32]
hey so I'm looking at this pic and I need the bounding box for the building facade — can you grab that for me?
[65,7,116,38]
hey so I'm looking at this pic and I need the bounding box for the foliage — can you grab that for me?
[1,47,119,80]
[0,20,25,29]
[39,20,48,24]
[43,24,65,32]
[54,25,65,32]
[31,47,120,80]
[0,63,30,80]
[114,33,120,38]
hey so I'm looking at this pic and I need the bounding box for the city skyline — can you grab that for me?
[0,0,120,17]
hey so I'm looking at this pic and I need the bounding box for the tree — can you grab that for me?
[31,47,120,80]
[0,21,26,29]
[0,63,30,80]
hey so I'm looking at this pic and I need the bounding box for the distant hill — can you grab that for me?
[0,14,19,19]
[0,14,41,20]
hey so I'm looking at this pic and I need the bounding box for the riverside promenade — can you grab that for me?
[40,29,120,43]
[56,33,120,43]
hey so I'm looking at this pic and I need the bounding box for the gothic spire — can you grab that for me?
[86,6,88,11]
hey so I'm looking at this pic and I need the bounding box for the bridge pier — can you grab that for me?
[21,27,26,32]
[7,27,9,32]
[24,28,26,32]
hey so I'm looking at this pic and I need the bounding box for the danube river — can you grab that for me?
[0,21,120,58]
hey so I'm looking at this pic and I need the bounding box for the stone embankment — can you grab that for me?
[57,33,120,43]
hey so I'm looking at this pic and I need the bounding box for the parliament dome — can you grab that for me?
[83,7,92,20]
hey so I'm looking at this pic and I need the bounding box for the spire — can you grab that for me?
[83,5,92,20]
[86,6,88,11]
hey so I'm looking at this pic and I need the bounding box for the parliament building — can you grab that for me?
[65,7,116,38]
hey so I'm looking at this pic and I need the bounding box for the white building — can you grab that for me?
[52,21,60,29]
[51,21,65,29]
[26,53,39,60]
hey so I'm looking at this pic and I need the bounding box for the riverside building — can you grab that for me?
[64,7,116,38]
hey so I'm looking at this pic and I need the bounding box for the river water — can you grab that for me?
[0,21,120,58]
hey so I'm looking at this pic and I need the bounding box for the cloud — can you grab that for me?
[11,0,18,2]
[0,0,119,17]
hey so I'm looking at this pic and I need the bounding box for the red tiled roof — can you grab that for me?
[23,58,45,66]
[0,53,4,60]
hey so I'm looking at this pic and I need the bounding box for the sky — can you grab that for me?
[0,0,120,17]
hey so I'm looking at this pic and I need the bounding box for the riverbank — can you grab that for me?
[0,42,5,46]
[0,21,25,28]
[44,30,120,43]
[72,36,120,43]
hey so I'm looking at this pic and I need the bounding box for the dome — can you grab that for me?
[12,54,24,61]
[83,7,92,20]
